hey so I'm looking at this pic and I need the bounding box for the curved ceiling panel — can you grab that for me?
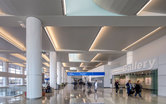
[93,0,150,15]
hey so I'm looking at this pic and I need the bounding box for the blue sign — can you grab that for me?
[45,78,50,80]
[67,72,105,76]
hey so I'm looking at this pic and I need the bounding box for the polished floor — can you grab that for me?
[0,84,166,104]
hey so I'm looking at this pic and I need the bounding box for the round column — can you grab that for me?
[57,62,61,86]
[49,52,57,89]
[61,67,64,84]
[26,17,42,99]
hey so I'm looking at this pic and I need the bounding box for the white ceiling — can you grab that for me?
[0,0,63,16]
[0,0,166,71]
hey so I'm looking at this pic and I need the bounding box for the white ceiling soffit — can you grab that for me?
[65,0,123,16]
[143,0,166,15]
[46,27,101,51]
[93,0,150,15]
[128,27,166,51]
[0,0,63,16]
[91,26,158,51]
[0,27,54,52]
[0,38,22,53]
[68,53,97,62]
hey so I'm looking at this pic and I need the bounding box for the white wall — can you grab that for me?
[158,54,166,96]
[104,65,112,87]
[133,35,166,62]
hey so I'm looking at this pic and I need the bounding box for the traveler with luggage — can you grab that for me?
[126,80,133,96]
[94,80,98,93]
[135,80,142,97]
[114,80,119,94]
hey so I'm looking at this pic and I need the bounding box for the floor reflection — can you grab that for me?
[0,84,166,104]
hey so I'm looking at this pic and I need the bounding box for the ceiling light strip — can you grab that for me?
[12,63,25,67]
[89,27,105,51]
[80,63,84,67]
[0,57,9,62]
[96,63,103,67]
[10,53,26,61]
[0,28,26,51]
[44,27,59,51]
[42,54,50,62]
[122,27,162,51]
[43,62,50,67]
[91,54,100,62]
[137,0,152,15]
[62,0,67,15]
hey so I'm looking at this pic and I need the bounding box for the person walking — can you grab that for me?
[126,80,132,96]
[135,80,142,97]
[115,80,119,94]
[94,80,98,93]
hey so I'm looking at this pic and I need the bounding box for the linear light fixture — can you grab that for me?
[122,27,162,51]
[0,57,9,62]
[91,54,100,62]
[80,63,84,67]
[137,0,152,15]
[10,53,26,61]
[0,27,26,51]
[42,54,50,62]
[96,63,103,67]
[62,0,67,15]
[44,27,60,51]
[89,27,107,51]
[62,63,68,67]
[12,63,25,67]
[43,62,50,67]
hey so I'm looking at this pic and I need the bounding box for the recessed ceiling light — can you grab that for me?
[12,63,25,67]
[43,62,50,67]
[62,0,67,15]
[122,27,162,51]
[137,0,152,15]
[42,54,50,62]
[0,27,26,51]
[91,54,100,62]
[0,57,9,62]
[89,27,108,51]
[44,27,60,51]
[10,53,26,61]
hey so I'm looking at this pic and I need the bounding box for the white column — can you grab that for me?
[3,62,9,86]
[26,17,42,99]
[21,67,24,85]
[127,51,133,64]
[61,67,64,84]
[57,62,61,85]
[50,52,57,89]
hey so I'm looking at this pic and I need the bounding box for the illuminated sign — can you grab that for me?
[67,72,105,76]
[112,58,157,75]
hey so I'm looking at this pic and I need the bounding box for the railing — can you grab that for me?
[0,85,26,97]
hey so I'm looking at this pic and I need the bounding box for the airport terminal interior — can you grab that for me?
[0,0,166,104]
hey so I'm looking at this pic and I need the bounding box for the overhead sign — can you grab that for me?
[67,72,105,76]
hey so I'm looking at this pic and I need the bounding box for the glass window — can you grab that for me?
[0,77,4,86]
[9,77,22,85]
[9,64,23,74]
[0,61,3,72]
[15,67,21,74]
[24,70,27,75]
[9,67,15,74]
[9,77,16,85]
